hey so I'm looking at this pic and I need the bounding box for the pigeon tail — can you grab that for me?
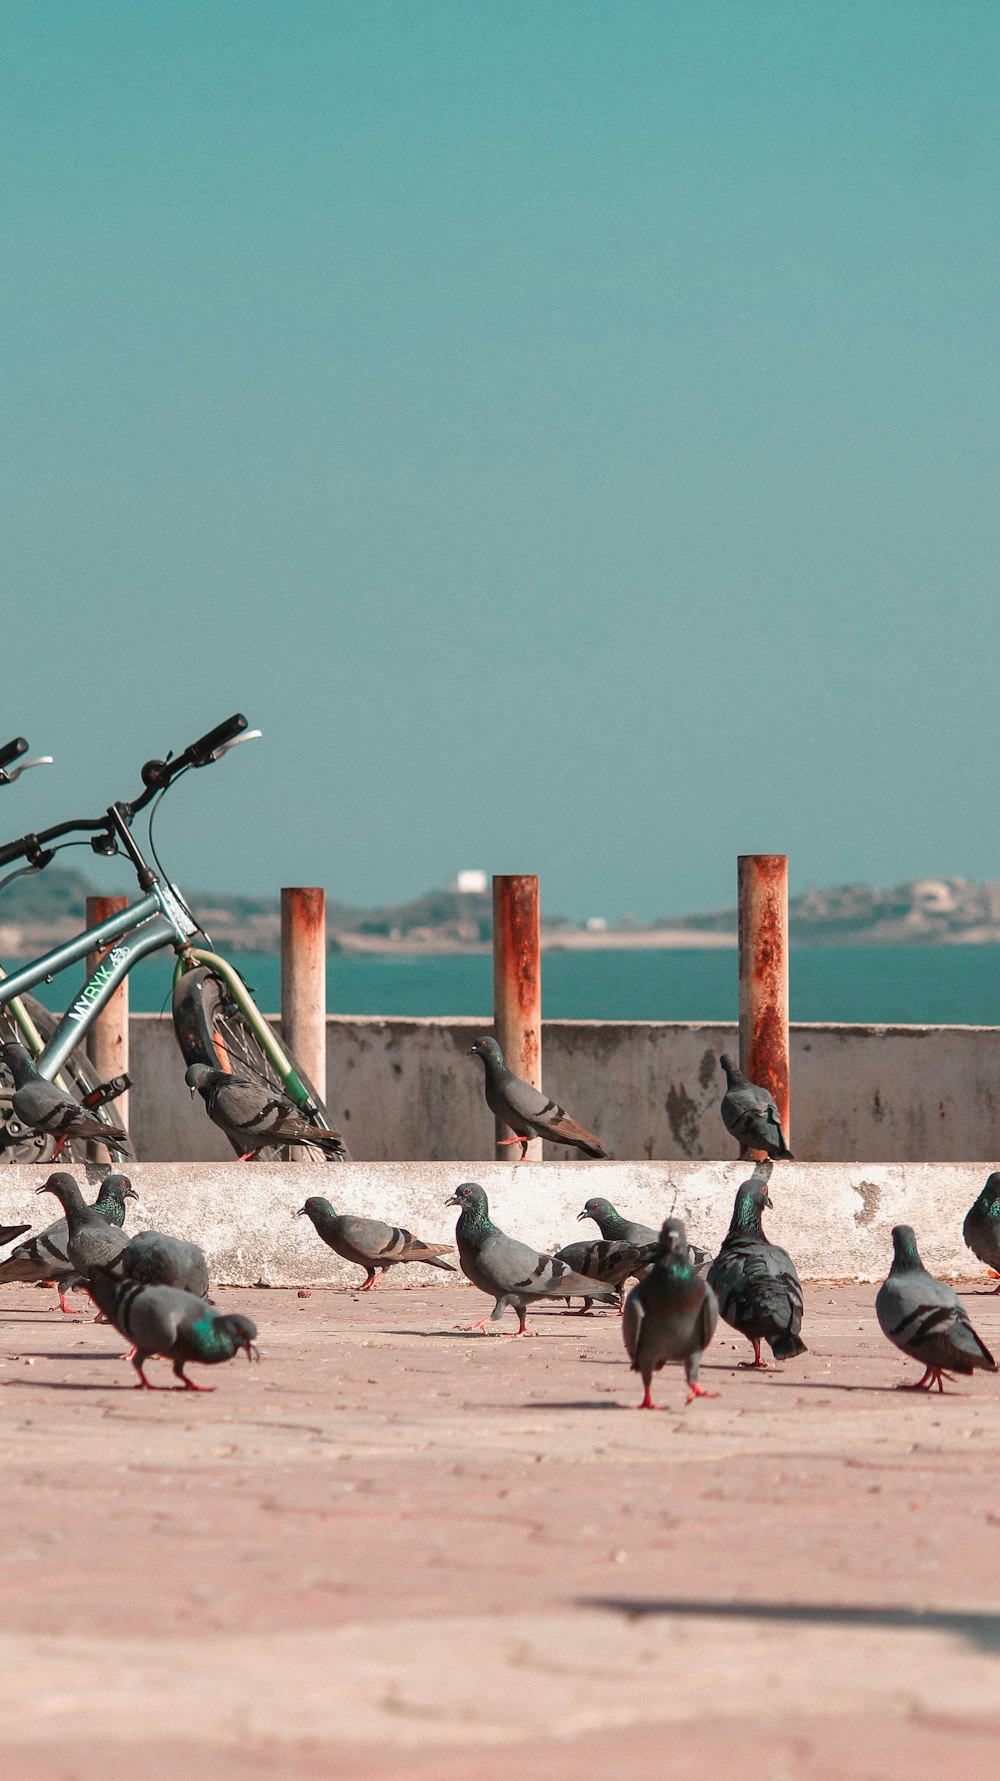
[771,1331,808,1360]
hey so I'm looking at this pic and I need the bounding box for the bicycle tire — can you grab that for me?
[172,964,348,1162]
[0,993,133,1164]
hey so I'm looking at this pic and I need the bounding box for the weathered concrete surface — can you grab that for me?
[2,1284,1000,1779]
[2,1159,997,1287]
[125,1013,1000,1164]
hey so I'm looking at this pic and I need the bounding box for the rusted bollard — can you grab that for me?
[85,894,129,1150]
[737,854,790,1142]
[280,887,327,1105]
[492,874,542,1161]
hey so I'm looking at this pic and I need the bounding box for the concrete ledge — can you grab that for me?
[2,1160,996,1288]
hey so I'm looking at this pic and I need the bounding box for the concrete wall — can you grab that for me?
[124,1014,1000,1165]
[1,1159,995,1286]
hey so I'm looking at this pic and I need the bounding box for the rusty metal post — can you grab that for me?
[280,887,327,1106]
[85,894,129,1150]
[738,854,790,1142]
[492,874,542,1161]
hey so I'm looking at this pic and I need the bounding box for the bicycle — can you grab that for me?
[0,715,346,1164]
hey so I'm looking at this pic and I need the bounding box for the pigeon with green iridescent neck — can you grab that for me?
[876,1225,997,1392]
[706,1164,806,1366]
[445,1182,617,1335]
[298,1196,456,1289]
[0,1042,129,1158]
[35,1171,139,1281]
[553,1237,656,1314]
[577,1197,711,1272]
[719,1053,793,1161]
[184,1062,350,1160]
[87,1268,258,1390]
[468,1037,606,1161]
[0,1173,137,1312]
[963,1173,1000,1292]
[622,1218,719,1409]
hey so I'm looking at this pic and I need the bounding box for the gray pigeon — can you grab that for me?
[0,1173,136,1312]
[876,1224,997,1391]
[468,1037,606,1161]
[706,1163,806,1366]
[445,1182,617,1334]
[553,1237,656,1315]
[963,1173,1000,1292]
[298,1196,456,1289]
[35,1170,139,1280]
[622,1218,719,1409]
[184,1063,350,1161]
[577,1197,711,1272]
[87,1268,258,1390]
[1,1042,129,1158]
[107,1230,210,1298]
[718,1053,793,1161]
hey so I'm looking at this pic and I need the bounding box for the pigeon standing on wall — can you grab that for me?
[0,1173,137,1312]
[718,1053,793,1161]
[1,1042,129,1159]
[87,1268,258,1391]
[468,1038,606,1161]
[184,1063,350,1160]
[706,1163,807,1367]
[445,1182,617,1334]
[297,1196,456,1289]
[876,1225,997,1392]
[622,1218,719,1409]
[962,1173,1000,1291]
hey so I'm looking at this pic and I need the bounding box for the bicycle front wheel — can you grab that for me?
[172,963,348,1162]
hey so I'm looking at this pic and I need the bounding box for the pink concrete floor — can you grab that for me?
[3,1278,1000,1778]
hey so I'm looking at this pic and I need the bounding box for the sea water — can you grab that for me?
[31,944,1000,1026]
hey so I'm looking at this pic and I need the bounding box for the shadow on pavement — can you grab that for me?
[581,1595,1000,1653]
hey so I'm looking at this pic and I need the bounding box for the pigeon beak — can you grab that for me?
[445,1193,461,1207]
[576,1209,588,1222]
[34,1184,55,1197]
[467,1047,478,1057]
[246,1341,260,1364]
[123,1187,139,1202]
[764,1193,774,1210]
[295,1207,308,1217]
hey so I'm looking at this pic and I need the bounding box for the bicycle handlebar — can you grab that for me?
[0,713,254,868]
[0,738,28,772]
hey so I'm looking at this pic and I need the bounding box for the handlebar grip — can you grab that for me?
[0,834,28,867]
[0,738,29,772]
[187,713,248,766]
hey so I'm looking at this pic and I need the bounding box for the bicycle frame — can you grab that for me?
[0,882,321,1115]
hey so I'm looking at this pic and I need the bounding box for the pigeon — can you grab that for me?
[297,1196,456,1289]
[706,1163,807,1367]
[718,1053,793,1161]
[0,1172,136,1312]
[875,1224,997,1392]
[468,1037,606,1161]
[553,1237,656,1314]
[184,1063,350,1161]
[963,1173,1000,1291]
[622,1217,720,1409]
[86,1269,258,1390]
[445,1181,617,1334]
[106,1230,210,1298]
[577,1197,711,1272]
[0,1042,129,1158]
[35,1171,140,1281]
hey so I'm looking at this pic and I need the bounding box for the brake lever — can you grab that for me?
[0,756,54,785]
[205,729,262,762]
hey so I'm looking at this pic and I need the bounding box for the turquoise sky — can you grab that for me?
[4,3,999,919]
